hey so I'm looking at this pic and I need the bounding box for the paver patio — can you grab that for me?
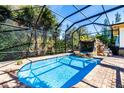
[0,54,124,88]
[73,56,124,88]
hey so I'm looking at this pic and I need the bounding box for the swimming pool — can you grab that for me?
[17,55,101,88]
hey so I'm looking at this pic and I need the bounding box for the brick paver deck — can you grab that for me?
[0,54,124,88]
[73,56,124,88]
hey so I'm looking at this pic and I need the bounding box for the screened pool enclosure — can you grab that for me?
[0,5,124,61]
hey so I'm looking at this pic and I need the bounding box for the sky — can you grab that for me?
[48,5,124,39]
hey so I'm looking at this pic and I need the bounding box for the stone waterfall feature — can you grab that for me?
[93,39,113,56]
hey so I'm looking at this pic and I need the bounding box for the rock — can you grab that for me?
[93,39,113,56]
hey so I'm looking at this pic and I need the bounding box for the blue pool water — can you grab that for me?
[17,55,101,88]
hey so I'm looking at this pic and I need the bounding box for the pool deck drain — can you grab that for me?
[0,53,124,88]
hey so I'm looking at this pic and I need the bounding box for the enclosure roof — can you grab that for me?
[1,5,124,34]
[48,5,124,34]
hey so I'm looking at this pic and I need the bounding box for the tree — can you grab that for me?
[79,27,90,41]
[12,6,59,55]
[0,5,60,61]
[115,12,121,23]
[66,27,77,50]
[38,7,59,55]
[102,18,110,36]
[96,18,111,45]
[12,6,34,26]
[66,26,89,50]
[0,6,11,22]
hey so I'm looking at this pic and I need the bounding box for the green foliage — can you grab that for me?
[96,18,111,45]
[79,27,94,42]
[66,26,91,50]
[95,12,122,47]
[73,31,79,48]
[68,27,78,50]
[12,6,34,26]
[80,35,93,41]
[56,39,65,53]
[0,5,61,61]
[39,7,58,31]
[0,6,11,22]
[95,34,111,45]
[101,19,111,36]
[115,12,121,23]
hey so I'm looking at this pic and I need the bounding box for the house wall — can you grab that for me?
[120,28,124,48]
[119,48,124,56]
[112,24,124,56]
[118,28,124,56]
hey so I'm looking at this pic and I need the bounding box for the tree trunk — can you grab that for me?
[34,29,38,55]
[40,29,48,55]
